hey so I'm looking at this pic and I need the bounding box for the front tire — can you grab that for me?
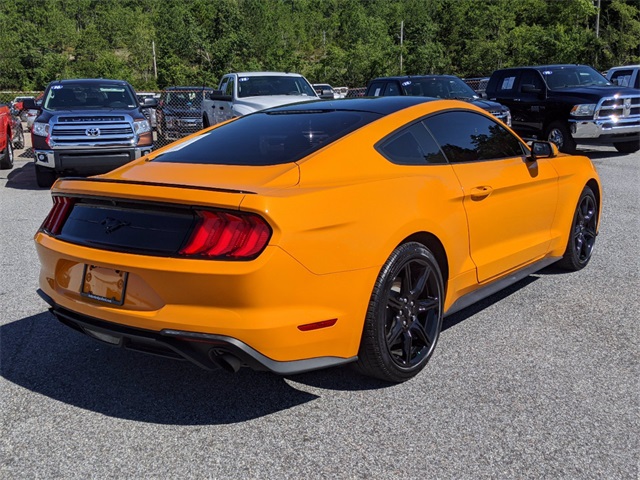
[557,186,598,271]
[0,138,14,169]
[614,140,640,154]
[546,121,577,154]
[35,165,56,188]
[356,242,444,382]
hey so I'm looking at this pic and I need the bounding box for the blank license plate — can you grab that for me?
[81,265,128,305]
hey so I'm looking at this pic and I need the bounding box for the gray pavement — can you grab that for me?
[1,137,638,478]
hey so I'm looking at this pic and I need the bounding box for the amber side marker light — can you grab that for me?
[41,196,76,235]
[297,319,338,331]
[180,210,271,259]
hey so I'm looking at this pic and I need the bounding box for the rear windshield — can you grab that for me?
[44,83,137,110]
[153,110,381,166]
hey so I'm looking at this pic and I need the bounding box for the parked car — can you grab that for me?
[11,95,35,122]
[366,75,511,126]
[0,103,14,169]
[156,86,213,145]
[202,72,318,127]
[485,64,640,154]
[136,91,160,129]
[606,65,640,89]
[24,78,156,188]
[35,96,601,383]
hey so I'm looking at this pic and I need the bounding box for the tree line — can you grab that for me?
[0,0,638,92]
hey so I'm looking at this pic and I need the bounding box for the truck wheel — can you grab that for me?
[35,165,56,188]
[203,115,210,128]
[614,140,640,154]
[546,121,577,154]
[0,138,14,169]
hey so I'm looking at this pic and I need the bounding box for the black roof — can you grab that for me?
[266,96,435,116]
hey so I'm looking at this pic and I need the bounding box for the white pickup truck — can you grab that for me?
[202,71,327,127]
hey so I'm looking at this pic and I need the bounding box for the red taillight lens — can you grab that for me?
[180,210,271,259]
[41,196,76,235]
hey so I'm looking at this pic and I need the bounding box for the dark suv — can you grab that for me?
[156,86,213,146]
[485,64,640,154]
[366,75,511,126]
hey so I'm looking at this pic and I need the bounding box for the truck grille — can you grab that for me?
[596,95,640,120]
[51,115,135,146]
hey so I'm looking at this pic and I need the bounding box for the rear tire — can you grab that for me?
[0,138,14,169]
[546,121,577,154]
[35,165,56,188]
[356,242,444,383]
[614,140,640,154]
[557,186,598,271]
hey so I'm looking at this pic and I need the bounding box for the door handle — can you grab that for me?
[470,186,493,200]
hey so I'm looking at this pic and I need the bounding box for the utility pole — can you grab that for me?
[400,21,404,75]
[595,0,601,38]
[152,40,158,80]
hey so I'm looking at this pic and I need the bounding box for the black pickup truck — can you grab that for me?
[24,78,157,187]
[485,64,640,154]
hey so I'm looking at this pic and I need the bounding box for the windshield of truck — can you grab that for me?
[43,83,137,110]
[541,66,611,90]
[401,77,479,100]
[237,76,317,98]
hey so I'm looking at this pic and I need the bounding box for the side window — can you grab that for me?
[225,77,235,96]
[498,74,518,92]
[219,78,229,94]
[424,111,525,163]
[383,82,401,96]
[519,70,544,92]
[368,81,385,97]
[610,70,633,87]
[377,122,447,165]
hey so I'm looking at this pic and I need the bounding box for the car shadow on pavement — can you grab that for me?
[0,312,318,425]
[3,162,47,190]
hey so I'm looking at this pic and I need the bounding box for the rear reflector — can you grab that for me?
[297,319,338,331]
[180,210,271,260]
[41,196,76,235]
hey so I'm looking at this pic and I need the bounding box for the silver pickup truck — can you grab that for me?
[202,72,324,127]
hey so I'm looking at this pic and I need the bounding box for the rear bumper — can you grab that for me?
[38,289,356,374]
[34,146,153,175]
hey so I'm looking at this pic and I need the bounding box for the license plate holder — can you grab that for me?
[81,265,128,306]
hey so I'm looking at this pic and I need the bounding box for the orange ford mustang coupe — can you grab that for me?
[35,97,601,382]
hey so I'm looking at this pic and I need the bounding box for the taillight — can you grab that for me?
[180,210,271,259]
[41,196,76,235]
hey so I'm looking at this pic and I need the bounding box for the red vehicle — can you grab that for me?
[0,104,14,169]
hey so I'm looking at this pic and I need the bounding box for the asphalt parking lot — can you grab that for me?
[1,137,638,478]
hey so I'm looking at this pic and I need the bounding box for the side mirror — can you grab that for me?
[208,90,232,102]
[521,84,543,95]
[528,140,558,161]
[141,97,158,108]
[319,89,334,99]
[23,98,38,110]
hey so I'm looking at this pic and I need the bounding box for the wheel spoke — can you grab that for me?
[401,264,413,297]
[386,318,404,346]
[411,320,432,348]
[401,331,413,365]
[387,294,404,311]
[411,264,431,298]
[416,297,439,313]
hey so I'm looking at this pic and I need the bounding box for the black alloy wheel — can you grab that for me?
[357,242,444,382]
[558,186,598,271]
